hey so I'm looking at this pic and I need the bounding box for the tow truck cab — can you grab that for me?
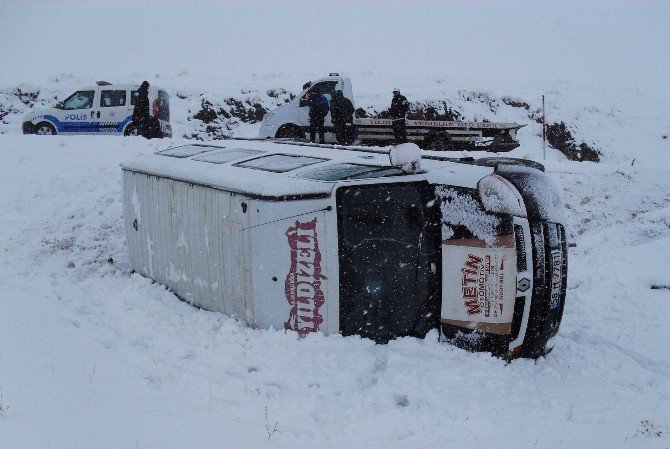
[122,141,567,359]
[259,74,352,140]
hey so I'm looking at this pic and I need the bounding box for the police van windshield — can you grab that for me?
[62,91,94,110]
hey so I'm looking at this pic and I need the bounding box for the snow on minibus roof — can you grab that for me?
[120,139,493,199]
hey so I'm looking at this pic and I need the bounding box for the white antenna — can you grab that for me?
[542,94,546,160]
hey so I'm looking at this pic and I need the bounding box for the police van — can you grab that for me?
[122,139,568,359]
[22,81,172,137]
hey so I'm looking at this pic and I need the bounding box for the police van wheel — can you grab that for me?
[35,122,56,135]
[124,125,140,136]
[429,133,454,151]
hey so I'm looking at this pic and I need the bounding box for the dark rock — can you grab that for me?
[14,88,39,106]
[501,97,530,110]
[546,122,601,162]
[193,100,217,123]
[223,98,268,123]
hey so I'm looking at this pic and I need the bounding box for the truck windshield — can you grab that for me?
[337,182,438,342]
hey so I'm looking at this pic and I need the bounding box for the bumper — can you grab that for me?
[22,121,35,134]
[258,123,274,139]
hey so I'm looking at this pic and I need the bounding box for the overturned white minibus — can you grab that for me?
[122,140,567,359]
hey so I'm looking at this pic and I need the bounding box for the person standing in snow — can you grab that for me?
[389,88,409,144]
[305,90,329,144]
[330,90,355,145]
[132,81,151,138]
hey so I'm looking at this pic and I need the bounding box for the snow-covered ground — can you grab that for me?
[1,131,669,448]
[2,1,670,448]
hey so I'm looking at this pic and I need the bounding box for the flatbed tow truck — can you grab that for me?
[259,74,524,151]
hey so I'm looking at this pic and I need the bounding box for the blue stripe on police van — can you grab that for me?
[43,115,133,134]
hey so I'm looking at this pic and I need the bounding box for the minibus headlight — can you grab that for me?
[478,174,527,217]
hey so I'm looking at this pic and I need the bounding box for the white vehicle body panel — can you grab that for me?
[248,199,336,333]
[123,172,250,317]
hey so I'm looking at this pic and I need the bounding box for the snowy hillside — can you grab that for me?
[2,2,670,449]
[4,73,669,164]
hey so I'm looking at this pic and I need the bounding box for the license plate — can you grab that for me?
[549,250,563,310]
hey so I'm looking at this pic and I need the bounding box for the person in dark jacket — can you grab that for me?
[132,81,151,138]
[305,91,329,144]
[389,88,409,144]
[330,90,355,145]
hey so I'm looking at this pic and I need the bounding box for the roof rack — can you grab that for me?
[95,81,112,86]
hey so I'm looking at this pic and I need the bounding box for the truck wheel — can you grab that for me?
[428,133,454,151]
[35,122,56,135]
[488,133,519,152]
[276,125,305,140]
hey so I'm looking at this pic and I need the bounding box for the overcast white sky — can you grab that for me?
[1,1,669,93]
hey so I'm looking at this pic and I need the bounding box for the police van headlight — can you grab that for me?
[478,174,527,217]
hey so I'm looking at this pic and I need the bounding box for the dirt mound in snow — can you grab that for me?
[546,122,601,162]
[185,89,294,140]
